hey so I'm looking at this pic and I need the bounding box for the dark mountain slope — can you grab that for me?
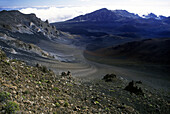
[88,38,170,64]
[53,8,170,39]
[68,8,140,22]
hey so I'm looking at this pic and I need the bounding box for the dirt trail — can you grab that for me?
[37,40,170,91]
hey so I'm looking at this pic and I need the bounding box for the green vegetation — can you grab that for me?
[94,101,99,104]
[40,79,49,83]
[4,60,10,65]
[53,87,60,92]
[109,89,115,92]
[64,102,69,107]
[105,107,110,111]
[29,74,33,77]
[22,95,26,99]
[23,90,29,94]
[0,92,10,102]
[66,83,73,87]
[0,92,20,113]
[0,51,6,60]
[4,101,19,113]
[55,102,60,107]
[42,66,48,73]
[11,59,17,62]
[35,81,42,85]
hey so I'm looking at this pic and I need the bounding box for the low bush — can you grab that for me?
[4,101,19,113]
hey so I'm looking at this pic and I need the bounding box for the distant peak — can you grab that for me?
[98,8,109,11]
[94,8,111,13]
[112,9,140,19]
[68,8,141,22]
[143,13,158,19]
[113,10,128,12]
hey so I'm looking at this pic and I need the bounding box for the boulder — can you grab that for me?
[61,71,72,77]
[61,72,67,76]
[67,71,71,76]
[102,73,116,82]
[124,81,144,96]
[135,81,142,84]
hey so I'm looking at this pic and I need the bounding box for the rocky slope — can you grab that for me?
[0,49,169,113]
[0,33,51,58]
[0,10,77,62]
[0,10,59,38]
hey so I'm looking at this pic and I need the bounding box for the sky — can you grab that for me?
[0,0,170,22]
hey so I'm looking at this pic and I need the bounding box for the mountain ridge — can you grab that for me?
[67,8,168,22]
[68,8,141,22]
[53,8,170,40]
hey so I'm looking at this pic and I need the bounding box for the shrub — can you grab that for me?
[4,101,19,113]
[66,83,73,87]
[4,60,10,65]
[23,90,29,94]
[36,63,40,67]
[0,92,10,102]
[41,79,49,83]
[29,74,33,77]
[55,102,60,107]
[11,59,17,62]
[53,87,60,92]
[105,107,110,111]
[0,50,7,60]
[94,101,99,104]
[64,102,69,107]
[42,66,48,73]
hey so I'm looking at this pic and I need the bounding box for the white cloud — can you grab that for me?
[20,6,100,23]
[80,0,91,1]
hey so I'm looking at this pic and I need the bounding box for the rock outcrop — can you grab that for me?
[0,10,59,38]
[102,73,117,82]
[124,81,144,96]
[0,33,51,58]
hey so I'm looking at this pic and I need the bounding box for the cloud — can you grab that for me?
[19,4,170,23]
[20,6,100,23]
[80,0,91,1]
